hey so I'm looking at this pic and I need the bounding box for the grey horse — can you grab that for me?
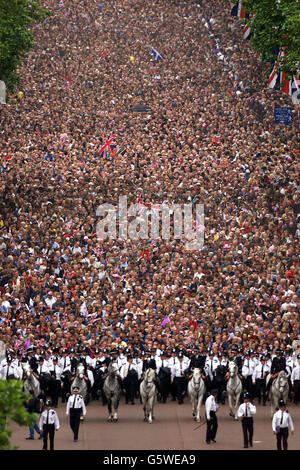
[71,363,88,403]
[269,370,289,417]
[22,362,41,398]
[188,368,206,422]
[226,361,242,421]
[103,361,122,422]
[140,368,157,424]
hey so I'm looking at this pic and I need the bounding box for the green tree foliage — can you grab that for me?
[0,379,37,450]
[0,0,50,91]
[232,0,300,77]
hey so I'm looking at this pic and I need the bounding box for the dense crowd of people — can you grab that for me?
[0,0,299,408]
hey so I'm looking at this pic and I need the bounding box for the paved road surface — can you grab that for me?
[9,397,300,451]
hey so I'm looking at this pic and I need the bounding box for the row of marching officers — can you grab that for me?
[2,345,300,407]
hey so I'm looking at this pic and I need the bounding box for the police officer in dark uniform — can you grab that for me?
[214,352,229,404]
[157,350,171,403]
[267,349,287,393]
[189,347,206,373]
[142,350,156,372]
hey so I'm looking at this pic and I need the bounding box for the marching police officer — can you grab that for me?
[39,399,60,451]
[121,355,139,404]
[156,350,171,403]
[237,392,256,448]
[291,354,300,404]
[48,357,62,407]
[205,389,219,444]
[171,352,188,404]
[66,386,87,442]
[272,400,294,450]
[252,355,270,405]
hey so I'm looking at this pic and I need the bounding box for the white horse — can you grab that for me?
[71,363,88,402]
[188,368,206,422]
[269,371,289,417]
[103,362,122,422]
[226,361,242,421]
[140,368,157,424]
[22,362,41,398]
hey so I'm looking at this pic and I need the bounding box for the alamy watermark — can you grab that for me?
[96,196,204,250]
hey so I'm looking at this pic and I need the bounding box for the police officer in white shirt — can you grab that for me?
[121,355,139,404]
[48,357,62,407]
[58,349,71,373]
[66,386,87,442]
[252,355,270,405]
[205,389,219,444]
[0,356,22,380]
[156,351,171,403]
[171,352,188,404]
[272,400,294,450]
[291,354,300,404]
[133,352,143,381]
[237,392,256,448]
[242,351,256,399]
[204,350,219,391]
[39,399,60,451]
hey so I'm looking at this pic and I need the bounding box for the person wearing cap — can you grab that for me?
[266,349,288,393]
[213,356,228,405]
[142,350,156,373]
[204,350,219,393]
[272,400,294,450]
[121,355,139,404]
[39,399,60,451]
[171,352,189,404]
[0,355,22,380]
[237,392,256,448]
[156,351,171,403]
[132,351,143,383]
[205,389,219,444]
[58,349,71,374]
[252,355,270,406]
[48,357,62,407]
[242,351,255,400]
[34,357,51,399]
[291,354,300,404]
[66,386,87,442]
[169,349,179,401]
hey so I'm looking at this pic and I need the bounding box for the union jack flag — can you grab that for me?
[93,246,104,256]
[97,134,117,157]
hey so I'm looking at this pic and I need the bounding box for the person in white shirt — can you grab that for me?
[0,357,22,380]
[205,389,219,444]
[34,357,51,399]
[272,400,294,450]
[121,355,139,404]
[252,355,270,405]
[133,353,143,381]
[291,354,300,404]
[48,357,63,407]
[237,392,256,448]
[66,387,87,442]
[58,350,71,373]
[171,353,188,404]
[39,400,60,451]
[156,351,171,403]
[44,291,57,309]
[204,351,219,391]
